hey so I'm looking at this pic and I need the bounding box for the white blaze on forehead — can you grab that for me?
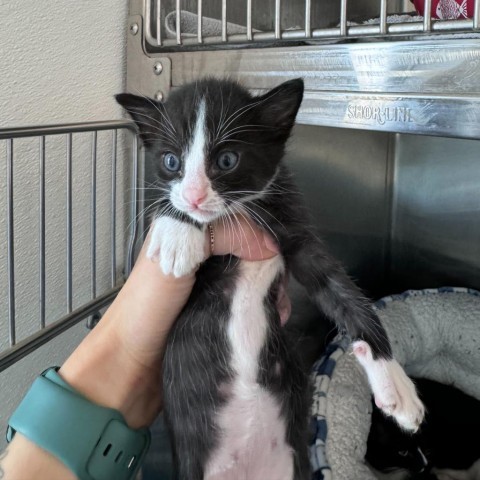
[183,98,208,188]
[170,97,225,221]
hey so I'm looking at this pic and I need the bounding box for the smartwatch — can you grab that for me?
[6,367,151,480]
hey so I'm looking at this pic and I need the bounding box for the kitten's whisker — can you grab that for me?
[217,124,276,142]
[220,210,235,271]
[124,121,170,140]
[225,205,242,258]
[216,89,226,139]
[124,122,177,146]
[222,212,235,272]
[217,88,282,140]
[229,207,251,260]
[265,183,299,195]
[215,86,234,140]
[131,86,177,137]
[216,126,275,145]
[226,198,280,242]
[215,139,256,147]
[233,207,265,260]
[243,201,287,233]
[123,109,176,142]
[123,199,165,235]
[133,186,168,192]
[139,130,178,144]
[218,97,267,139]
[228,207,248,259]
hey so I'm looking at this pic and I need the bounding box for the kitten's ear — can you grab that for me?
[115,93,161,146]
[255,78,304,131]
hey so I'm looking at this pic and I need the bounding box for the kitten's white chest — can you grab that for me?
[204,257,294,480]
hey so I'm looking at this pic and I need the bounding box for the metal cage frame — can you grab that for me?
[143,0,480,50]
[0,121,141,373]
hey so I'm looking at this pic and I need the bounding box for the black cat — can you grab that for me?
[367,378,480,480]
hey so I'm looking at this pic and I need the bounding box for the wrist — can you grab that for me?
[59,257,196,429]
[60,321,161,429]
[7,367,151,480]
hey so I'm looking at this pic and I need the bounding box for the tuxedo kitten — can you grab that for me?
[367,378,480,480]
[116,78,424,480]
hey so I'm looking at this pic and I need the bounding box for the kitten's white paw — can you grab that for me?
[147,216,206,277]
[353,340,425,431]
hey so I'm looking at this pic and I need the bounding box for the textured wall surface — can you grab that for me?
[0,0,129,450]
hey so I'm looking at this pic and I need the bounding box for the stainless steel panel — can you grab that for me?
[298,92,480,140]
[284,125,393,297]
[128,8,480,294]
[153,40,480,139]
[165,41,480,95]
[127,15,172,100]
[284,128,480,295]
[391,134,480,291]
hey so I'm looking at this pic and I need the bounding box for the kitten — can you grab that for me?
[367,398,429,479]
[116,78,424,480]
[367,378,480,480]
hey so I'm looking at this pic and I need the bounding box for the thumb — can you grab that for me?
[207,215,280,261]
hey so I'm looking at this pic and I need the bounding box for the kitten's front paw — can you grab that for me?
[147,216,206,277]
[353,340,425,432]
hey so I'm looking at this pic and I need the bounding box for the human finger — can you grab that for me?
[208,215,280,261]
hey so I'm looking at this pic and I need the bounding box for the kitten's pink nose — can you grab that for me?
[183,188,207,209]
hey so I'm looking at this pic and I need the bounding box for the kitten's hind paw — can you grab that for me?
[353,340,425,432]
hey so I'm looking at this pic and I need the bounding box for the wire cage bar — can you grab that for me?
[6,139,15,346]
[144,0,480,51]
[0,120,140,373]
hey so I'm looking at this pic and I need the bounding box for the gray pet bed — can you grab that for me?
[310,287,480,480]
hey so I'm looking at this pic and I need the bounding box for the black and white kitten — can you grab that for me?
[116,78,424,480]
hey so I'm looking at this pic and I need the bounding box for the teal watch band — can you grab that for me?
[6,367,151,480]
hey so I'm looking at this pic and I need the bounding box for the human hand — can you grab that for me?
[2,215,291,480]
[206,215,280,260]
[60,214,287,429]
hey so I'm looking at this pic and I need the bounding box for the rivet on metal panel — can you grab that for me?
[154,91,164,101]
[129,23,139,35]
[153,61,163,75]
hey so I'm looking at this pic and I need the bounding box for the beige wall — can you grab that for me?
[0,0,130,450]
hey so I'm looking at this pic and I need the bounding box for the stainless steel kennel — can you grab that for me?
[127,0,480,302]
[1,0,479,476]
[125,2,480,477]
[2,0,479,385]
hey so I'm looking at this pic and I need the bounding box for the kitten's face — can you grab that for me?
[116,78,303,224]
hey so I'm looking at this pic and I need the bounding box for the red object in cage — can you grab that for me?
[411,0,473,19]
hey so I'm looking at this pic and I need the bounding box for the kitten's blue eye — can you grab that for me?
[217,151,239,171]
[163,152,181,172]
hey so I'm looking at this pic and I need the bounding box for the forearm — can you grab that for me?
[1,256,195,479]
[0,435,76,480]
[59,256,196,429]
